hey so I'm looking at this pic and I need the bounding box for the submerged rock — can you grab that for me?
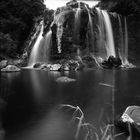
[56,76,76,83]
[1,65,21,72]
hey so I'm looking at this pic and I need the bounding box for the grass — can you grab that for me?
[59,104,128,140]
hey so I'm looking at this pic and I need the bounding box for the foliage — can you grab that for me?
[0,0,45,58]
[0,32,17,58]
[98,0,140,16]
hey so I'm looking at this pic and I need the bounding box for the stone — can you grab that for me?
[56,76,76,83]
[1,65,21,72]
[68,60,79,71]
[0,98,7,110]
[108,56,122,68]
[33,63,42,68]
[47,64,61,71]
[66,0,78,8]
[101,56,122,69]
[0,60,7,69]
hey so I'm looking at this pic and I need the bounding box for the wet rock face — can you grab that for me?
[45,0,95,59]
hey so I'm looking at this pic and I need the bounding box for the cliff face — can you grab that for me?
[46,0,97,60]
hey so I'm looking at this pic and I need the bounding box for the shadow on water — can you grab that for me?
[0,68,140,139]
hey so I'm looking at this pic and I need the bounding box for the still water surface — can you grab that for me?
[0,68,140,139]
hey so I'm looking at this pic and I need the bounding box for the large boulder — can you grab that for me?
[1,65,21,72]
[82,55,98,68]
[121,106,140,126]
[101,56,122,69]
[116,106,140,138]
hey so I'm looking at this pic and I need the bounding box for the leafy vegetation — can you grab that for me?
[0,0,45,58]
[98,0,140,16]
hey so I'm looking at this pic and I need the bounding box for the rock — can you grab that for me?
[121,106,140,125]
[0,60,8,69]
[56,76,76,83]
[116,106,140,138]
[33,63,43,68]
[60,64,70,71]
[1,65,21,72]
[66,0,78,8]
[33,63,48,69]
[82,55,97,68]
[101,56,122,69]
[7,59,23,67]
[47,64,61,71]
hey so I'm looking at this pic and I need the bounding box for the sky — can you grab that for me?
[44,0,100,9]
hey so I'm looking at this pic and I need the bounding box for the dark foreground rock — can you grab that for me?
[1,65,21,72]
[116,106,140,138]
[101,56,122,69]
[56,76,76,83]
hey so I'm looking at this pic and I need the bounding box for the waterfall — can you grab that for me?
[124,17,128,65]
[28,21,52,67]
[101,10,116,58]
[74,2,81,44]
[118,16,134,67]
[96,8,107,59]
[85,5,94,52]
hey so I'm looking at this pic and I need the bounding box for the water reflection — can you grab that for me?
[1,69,140,139]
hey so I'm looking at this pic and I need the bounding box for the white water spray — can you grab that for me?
[101,10,116,58]
[28,21,52,67]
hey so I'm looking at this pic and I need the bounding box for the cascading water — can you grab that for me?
[85,5,94,52]
[28,21,52,67]
[101,10,116,58]
[118,15,124,62]
[124,17,129,65]
[96,8,107,59]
